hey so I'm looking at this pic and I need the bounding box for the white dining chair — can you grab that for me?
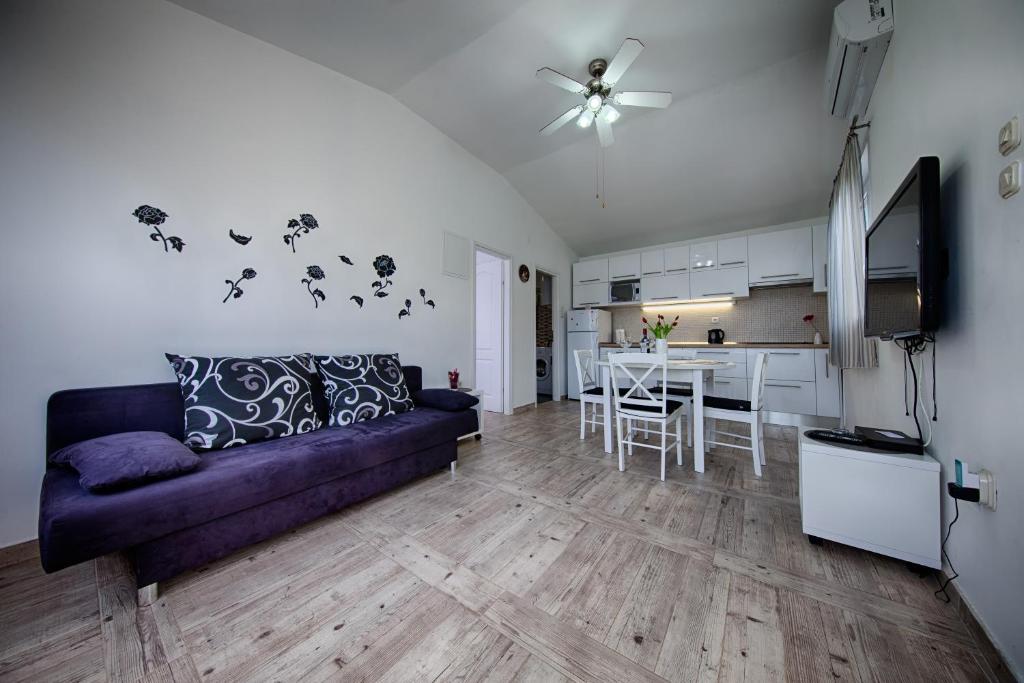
[702,352,769,477]
[609,353,686,481]
[573,349,608,441]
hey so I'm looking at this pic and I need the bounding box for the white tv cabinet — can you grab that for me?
[798,430,941,569]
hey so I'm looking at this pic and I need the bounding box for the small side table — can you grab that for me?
[434,387,483,440]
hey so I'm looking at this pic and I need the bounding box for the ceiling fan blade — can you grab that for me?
[602,38,644,85]
[596,116,614,147]
[535,67,587,94]
[539,105,584,135]
[613,91,672,108]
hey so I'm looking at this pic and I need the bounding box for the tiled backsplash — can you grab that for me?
[610,284,829,344]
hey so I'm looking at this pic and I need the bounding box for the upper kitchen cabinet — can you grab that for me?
[572,258,608,286]
[812,223,828,292]
[572,282,608,308]
[717,237,748,269]
[641,250,665,276]
[663,245,690,273]
[641,273,690,302]
[690,242,717,271]
[748,226,813,286]
[608,253,642,281]
[691,266,749,299]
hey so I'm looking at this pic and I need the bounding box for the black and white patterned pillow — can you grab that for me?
[315,354,414,427]
[166,353,322,451]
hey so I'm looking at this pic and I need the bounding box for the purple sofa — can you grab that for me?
[39,366,476,588]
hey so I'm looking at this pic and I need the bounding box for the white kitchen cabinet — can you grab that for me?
[572,282,608,308]
[717,237,748,269]
[814,348,841,418]
[664,245,690,274]
[608,253,642,281]
[693,348,747,375]
[572,259,608,286]
[641,250,665,276]
[707,375,748,401]
[761,380,817,415]
[748,348,815,382]
[691,267,749,299]
[748,226,813,285]
[641,273,690,303]
[690,242,717,271]
[812,223,828,293]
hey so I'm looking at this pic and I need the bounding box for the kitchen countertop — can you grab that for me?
[599,341,830,349]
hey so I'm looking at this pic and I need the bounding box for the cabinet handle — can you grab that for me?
[760,273,800,279]
[666,267,688,272]
[642,270,662,275]
[697,351,731,355]
[765,383,802,389]
[720,260,745,266]
[612,273,637,279]
[578,278,600,283]
[714,380,733,384]
[769,351,801,356]
[702,291,735,296]
[650,295,679,300]
[868,265,910,271]
[577,301,600,306]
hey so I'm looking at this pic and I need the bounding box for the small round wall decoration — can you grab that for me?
[518,264,531,283]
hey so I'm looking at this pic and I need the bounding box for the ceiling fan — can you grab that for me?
[536,38,672,147]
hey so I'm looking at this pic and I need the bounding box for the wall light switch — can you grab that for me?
[999,160,1020,199]
[998,116,1020,156]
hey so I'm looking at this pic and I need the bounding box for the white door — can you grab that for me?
[475,254,504,412]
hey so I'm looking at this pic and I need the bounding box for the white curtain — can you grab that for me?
[827,133,877,372]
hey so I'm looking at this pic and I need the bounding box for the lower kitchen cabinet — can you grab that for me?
[814,348,841,417]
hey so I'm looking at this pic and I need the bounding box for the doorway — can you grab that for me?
[474,247,510,414]
[535,270,554,404]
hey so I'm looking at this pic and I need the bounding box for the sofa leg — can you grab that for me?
[138,582,159,607]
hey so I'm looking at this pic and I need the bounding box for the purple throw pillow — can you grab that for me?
[412,389,479,412]
[49,431,201,493]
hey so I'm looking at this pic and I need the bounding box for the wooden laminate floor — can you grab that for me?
[0,400,1006,682]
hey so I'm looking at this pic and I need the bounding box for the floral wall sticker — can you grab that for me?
[419,288,436,309]
[283,213,319,253]
[228,229,252,245]
[302,265,326,309]
[398,299,413,319]
[222,268,257,303]
[338,255,353,266]
[349,295,364,308]
[371,254,396,298]
[133,205,184,253]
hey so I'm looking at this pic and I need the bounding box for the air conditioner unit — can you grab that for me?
[824,0,894,120]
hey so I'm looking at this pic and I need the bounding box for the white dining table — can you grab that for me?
[595,358,736,473]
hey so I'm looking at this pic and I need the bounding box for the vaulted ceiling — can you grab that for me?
[170,0,848,255]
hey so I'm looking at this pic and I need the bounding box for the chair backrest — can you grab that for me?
[573,349,598,393]
[609,353,670,416]
[749,352,769,411]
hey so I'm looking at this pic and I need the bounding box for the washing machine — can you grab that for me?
[536,347,552,395]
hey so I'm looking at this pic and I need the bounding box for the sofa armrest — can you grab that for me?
[413,389,478,412]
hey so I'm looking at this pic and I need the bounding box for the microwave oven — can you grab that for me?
[609,279,641,303]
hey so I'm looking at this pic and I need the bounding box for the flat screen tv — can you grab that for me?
[864,156,942,339]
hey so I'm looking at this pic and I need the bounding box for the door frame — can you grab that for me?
[473,244,512,415]
[533,264,561,404]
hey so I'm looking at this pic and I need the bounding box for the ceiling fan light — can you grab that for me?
[601,104,620,123]
[586,94,603,112]
[577,110,595,128]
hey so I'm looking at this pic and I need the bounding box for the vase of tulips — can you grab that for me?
[803,314,824,344]
[642,314,679,354]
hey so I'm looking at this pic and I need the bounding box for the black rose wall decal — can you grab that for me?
[133,205,184,253]
[222,268,257,303]
[371,254,396,298]
[283,213,319,253]
[419,288,436,309]
[350,295,364,308]
[229,229,252,245]
[398,299,412,319]
[302,265,326,308]
[338,255,353,266]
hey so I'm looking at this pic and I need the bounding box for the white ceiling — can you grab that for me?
[170,0,848,255]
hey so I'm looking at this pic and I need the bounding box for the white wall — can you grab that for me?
[843,0,1024,673]
[0,0,575,547]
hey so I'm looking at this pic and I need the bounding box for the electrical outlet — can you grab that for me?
[711,316,720,323]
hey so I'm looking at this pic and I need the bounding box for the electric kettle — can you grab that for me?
[707,328,725,344]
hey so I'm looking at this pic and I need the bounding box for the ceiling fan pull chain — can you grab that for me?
[601,147,607,209]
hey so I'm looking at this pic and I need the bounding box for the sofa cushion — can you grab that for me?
[49,431,200,493]
[315,354,414,426]
[413,389,479,412]
[38,407,476,573]
[165,353,322,451]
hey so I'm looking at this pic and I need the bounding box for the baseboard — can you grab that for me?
[940,570,1018,682]
[0,539,38,569]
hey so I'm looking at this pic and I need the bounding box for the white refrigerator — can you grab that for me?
[566,309,611,399]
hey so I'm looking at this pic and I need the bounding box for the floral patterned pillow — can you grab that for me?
[315,354,414,427]
[166,353,322,451]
